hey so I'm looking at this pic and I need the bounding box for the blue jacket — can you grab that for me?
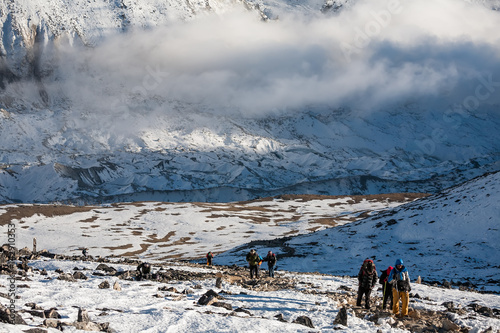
[388,259,411,292]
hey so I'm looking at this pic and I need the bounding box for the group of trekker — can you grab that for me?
[357,258,411,317]
[138,251,410,317]
[245,249,277,278]
[207,249,277,279]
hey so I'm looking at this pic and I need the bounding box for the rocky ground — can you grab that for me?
[1,246,499,332]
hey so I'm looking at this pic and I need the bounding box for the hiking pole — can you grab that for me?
[383,283,387,309]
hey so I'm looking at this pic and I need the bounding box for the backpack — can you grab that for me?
[379,270,388,285]
[268,253,276,265]
[379,266,393,284]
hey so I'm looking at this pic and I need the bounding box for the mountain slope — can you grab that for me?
[216,171,500,291]
[1,105,500,203]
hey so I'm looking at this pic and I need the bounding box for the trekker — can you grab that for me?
[356,258,378,309]
[388,258,411,317]
[246,249,262,279]
[206,252,214,266]
[263,251,277,278]
[137,262,152,281]
[379,265,394,310]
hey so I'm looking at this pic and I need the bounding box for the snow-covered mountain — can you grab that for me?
[1,0,500,204]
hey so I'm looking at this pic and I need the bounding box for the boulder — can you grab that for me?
[333,306,348,326]
[73,271,88,280]
[197,289,220,306]
[78,308,90,323]
[113,281,121,291]
[293,316,314,328]
[216,277,222,288]
[23,328,48,333]
[0,304,27,325]
[212,302,232,311]
[43,318,61,329]
[442,319,460,331]
[44,308,61,319]
[98,280,110,289]
[274,313,287,322]
[58,273,76,282]
[95,264,117,274]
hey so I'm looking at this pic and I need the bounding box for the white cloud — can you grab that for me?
[8,0,500,124]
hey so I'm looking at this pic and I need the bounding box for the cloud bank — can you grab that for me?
[5,0,500,121]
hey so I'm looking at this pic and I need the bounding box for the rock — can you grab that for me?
[73,321,103,331]
[477,306,495,317]
[0,303,27,325]
[293,316,314,328]
[158,286,178,293]
[442,319,460,331]
[212,302,232,311]
[442,301,454,310]
[57,273,76,282]
[73,271,88,280]
[43,318,61,328]
[23,328,48,333]
[78,308,90,323]
[337,285,354,292]
[25,309,45,318]
[198,289,221,305]
[113,281,121,291]
[234,308,252,316]
[333,306,348,326]
[95,264,117,274]
[44,308,61,319]
[274,313,287,322]
[216,277,222,288]
[19,247,32,256]
[98,280,110,289]
[408,310,421,319]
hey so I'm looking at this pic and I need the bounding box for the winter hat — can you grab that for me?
[395,258,404,266]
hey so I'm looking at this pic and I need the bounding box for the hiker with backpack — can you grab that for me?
[356,258,378,309]
[206,251,214,266]
[246,249,262,279]
[263,250,277,278]
[379,265,394,310]
[387,258,411,317]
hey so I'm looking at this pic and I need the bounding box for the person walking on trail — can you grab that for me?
[137,262,152,281]
[206,252,214,266]
[379,265,394,310]
[356,258,378,309]
[263,251,277,278]
[388,258,411,317]
[246,249,262,279]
